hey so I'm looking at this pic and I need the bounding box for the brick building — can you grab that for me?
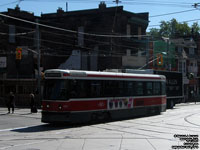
[0,3,149,106]
[40,2,149,70]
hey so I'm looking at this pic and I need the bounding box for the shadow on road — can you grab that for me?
[11,124,82,133]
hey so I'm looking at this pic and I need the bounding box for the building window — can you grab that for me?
[178,61,182,73]
[183,61,186,74]
[127,24,131,38]
[78,26,84,46]
[189,48,194,55]
[179,60,186,75]
[126,49,131,56]
[178,47,182,54]
[138,27,141,40]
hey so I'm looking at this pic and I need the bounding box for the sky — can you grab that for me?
[0,0,200,31]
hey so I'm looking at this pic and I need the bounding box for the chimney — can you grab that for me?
[57,7,64,14]
[99,1,106,10]
[15,5,20,11]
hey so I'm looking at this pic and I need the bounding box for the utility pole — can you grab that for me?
[146,36,149,69]
[192,3,200,8]
[66,2,68,12]
[167,39,169,71]
[36,19,41,104]
[113,0,121,5]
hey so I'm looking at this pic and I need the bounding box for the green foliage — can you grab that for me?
[148,28,160,38]
[191,22,200,34]
[148,18,200,38]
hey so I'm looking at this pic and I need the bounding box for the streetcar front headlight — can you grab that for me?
[58,105,62,110]
[46,104,50,108]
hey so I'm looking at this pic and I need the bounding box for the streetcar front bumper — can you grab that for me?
[41,111,71,123]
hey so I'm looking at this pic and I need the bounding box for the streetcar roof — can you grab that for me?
[44,69,166,81]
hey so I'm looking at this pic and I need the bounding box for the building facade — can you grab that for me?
[0,3,149,106]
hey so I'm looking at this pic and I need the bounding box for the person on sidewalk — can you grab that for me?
[8,92,15,114]
[30,93,37,113]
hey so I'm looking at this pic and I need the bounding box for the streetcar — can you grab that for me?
[41,69,166,123]
[118,69,184,109]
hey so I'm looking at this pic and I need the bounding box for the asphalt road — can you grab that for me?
[0,103,200,150]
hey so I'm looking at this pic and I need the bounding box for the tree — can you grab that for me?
[148,18,199,38]
[191,22,200,35]
[148,28,160,38]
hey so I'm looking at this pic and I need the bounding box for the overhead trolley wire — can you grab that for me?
[0,22,144,52]
[150,9,197,18]
[0,13,150,38]
[149,18,200,27]
[0,0,20,7]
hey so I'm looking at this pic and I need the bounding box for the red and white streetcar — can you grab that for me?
[41,69,166,123]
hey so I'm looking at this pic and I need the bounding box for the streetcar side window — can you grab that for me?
[90,80,102,98]
[126,81,135,96]
[135,82,144,96]
[153,82,161,95]
[146,82,153,96]
[115,81,124,97]
[69,80,90,98]
[161,82,166,95]
[104,80,115,97]
[69,80,77,98]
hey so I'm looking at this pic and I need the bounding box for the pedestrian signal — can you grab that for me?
[16,48,22,60]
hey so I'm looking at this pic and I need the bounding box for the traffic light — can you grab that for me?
[157,54,163,66]
[16,48,22,60]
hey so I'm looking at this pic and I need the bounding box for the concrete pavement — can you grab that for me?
[0,103,200,150]
[0,107,41,117]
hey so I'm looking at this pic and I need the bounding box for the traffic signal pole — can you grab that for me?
[36,19,41,104]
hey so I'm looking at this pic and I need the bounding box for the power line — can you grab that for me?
[0,30,35,36]
[0,22,144,52]
[0,0,20,7]
[150,9,197,18]
[0,13,150,38]
[122,1,192,8]
[149,18,200,28]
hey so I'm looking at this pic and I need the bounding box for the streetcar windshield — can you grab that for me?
[44,79,69,100]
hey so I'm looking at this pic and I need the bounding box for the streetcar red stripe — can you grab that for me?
[42,96,166,112]
[134,97,166,106]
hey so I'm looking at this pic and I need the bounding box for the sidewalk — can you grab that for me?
[1,102,199,115]
[0,107,41,119]
[175,102,200,107]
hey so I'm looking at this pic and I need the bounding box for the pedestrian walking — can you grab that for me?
[30,93,37,113]
[7,92,15,114]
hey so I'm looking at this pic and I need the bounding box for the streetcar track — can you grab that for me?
[125,120,200,131]
[184,112,200,127]
[90,124,174,141]
[1,105,200,150]
[98,122,173,135]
